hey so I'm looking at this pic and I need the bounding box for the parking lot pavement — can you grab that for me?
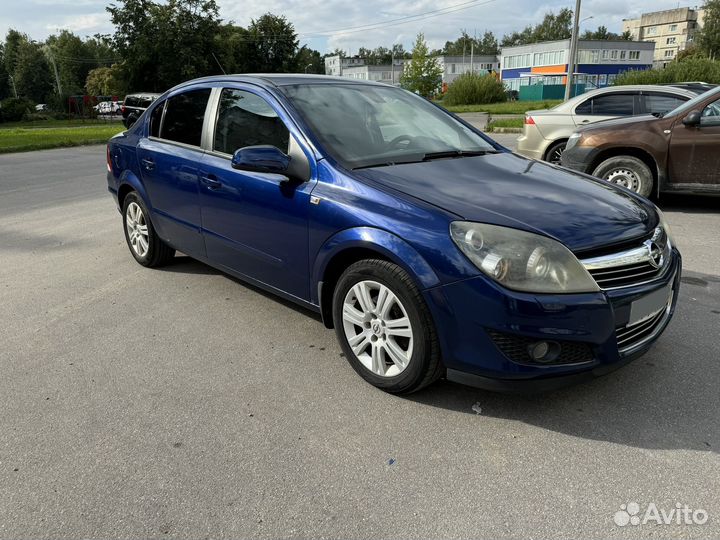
[1,145,719,539]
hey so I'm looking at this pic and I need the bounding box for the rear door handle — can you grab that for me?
[200,174,222,190]
[141,158,155,170]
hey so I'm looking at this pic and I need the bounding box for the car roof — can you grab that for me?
[170,74,387,92]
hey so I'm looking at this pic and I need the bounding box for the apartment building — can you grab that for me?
[437,55,500,84]
[339,62,406,85]
[500,39,655,91]
[622,7,705,67]
[324,55,366,77]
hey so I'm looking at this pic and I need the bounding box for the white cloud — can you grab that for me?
[45,13,109,33]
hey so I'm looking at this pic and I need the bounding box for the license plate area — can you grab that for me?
[628,283,672,327]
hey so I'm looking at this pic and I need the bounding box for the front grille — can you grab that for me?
[615,293,673,353]
[580,226,671,290]
[487,330,593,365]
[588,261,663,288]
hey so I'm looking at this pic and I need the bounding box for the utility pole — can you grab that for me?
[564,0,582,101]
[470,41,474,74]
[43,46,63,96]
[391,48,395,85]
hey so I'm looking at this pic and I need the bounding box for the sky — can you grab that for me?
[0,0,700,54]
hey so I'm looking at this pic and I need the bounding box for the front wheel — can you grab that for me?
[332,259,443,394]
[592,156,654,197]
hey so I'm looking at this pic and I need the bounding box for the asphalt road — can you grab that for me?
[0,143,719,540]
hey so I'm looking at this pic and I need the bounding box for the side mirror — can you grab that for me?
[682,110,702,127]
[231,145,291,175]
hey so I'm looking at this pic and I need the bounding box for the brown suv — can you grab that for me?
[561,86,720,197]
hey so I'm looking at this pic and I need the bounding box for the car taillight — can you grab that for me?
[106,145,112,172]
[121,105,126,113]
[524,116,535,125]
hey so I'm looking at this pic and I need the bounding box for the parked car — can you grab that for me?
[562,85,720,197]
[121,93,160,127]
[35,104,48,112]
[517,85,698,164]
[107,75,680,393]
[661,82,717,94]
[95,101,121,115]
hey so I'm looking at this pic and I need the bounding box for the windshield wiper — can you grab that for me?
[421,149,497,161]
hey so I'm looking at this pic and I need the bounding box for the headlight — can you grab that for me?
[565,132,582,151]
[450,222,599,293]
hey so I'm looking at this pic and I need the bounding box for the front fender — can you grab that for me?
[311,226,441,305]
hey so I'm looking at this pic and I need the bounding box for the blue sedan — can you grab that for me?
[106,75,681,393]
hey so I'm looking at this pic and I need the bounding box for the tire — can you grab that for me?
[592,156,654,198]
[544,141,567,165]
[122,191,175,267]
[332,259,443,394]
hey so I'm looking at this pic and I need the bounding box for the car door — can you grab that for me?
[667,95,720,185]
[572,92,637,127]
[135,88,211,258]
[198,87,316,300]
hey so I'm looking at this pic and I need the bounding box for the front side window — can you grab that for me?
[161,89,211,147]
[281,84,495,169]
[701,98,720,126]
[213,89,289,155]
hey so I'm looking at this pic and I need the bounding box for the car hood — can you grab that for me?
[353,152,657,253]
[577,114,657,133]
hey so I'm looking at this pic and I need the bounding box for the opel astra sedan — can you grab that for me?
[106,75,681,394]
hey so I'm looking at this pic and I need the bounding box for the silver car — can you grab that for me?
[516,85,698,164]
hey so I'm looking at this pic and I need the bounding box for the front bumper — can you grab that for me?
[424,248,681,392]
[560,145,598,174]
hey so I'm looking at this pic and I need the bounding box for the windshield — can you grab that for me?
[665,85,720,118]
[281,84,497,169]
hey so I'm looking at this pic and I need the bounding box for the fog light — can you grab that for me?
[527,341,561,363]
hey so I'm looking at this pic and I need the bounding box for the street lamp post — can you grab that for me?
[564,0,582,101]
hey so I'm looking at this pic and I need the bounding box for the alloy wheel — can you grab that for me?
[341,280,414,378]
[126,202,149,258]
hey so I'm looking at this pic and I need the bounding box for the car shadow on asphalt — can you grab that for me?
[159,255,323,322]
[159,256,719,454]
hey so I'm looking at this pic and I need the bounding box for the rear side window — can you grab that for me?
[161,89,211,147]
[149,102,165,138]
[213,89,289,155]
[575,93,635,115]
[644,93,686,115]
[124,96,137,107]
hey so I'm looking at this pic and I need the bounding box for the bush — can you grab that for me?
[615,57,720,86]
[0,97,35,123]
[443,73,507,106]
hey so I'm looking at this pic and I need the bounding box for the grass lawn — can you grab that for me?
[486,118,524,132]
[439,100,562,114]
[0,121,124,153]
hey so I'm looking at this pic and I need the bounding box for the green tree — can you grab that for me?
[4,29,24,77]
[108,0,222,91]
[698,0,720,59]
[400,33,443,97]
[0,44,9,99]
[13,40,54,102]
[295,46,322,73]
[85,64,126,95]
[46,30,90,95]
[443,30,499,56]
[245,13,299,72]
[501,8,572,46]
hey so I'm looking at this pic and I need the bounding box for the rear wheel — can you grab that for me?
[122,192,175,267]
[545,140,567,165]
[592,156,654,197]
[332,259,443,394]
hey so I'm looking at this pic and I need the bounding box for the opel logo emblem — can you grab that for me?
[644,239,663,269]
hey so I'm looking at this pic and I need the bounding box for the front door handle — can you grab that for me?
[200,174,222,190]
[141,158,155,170]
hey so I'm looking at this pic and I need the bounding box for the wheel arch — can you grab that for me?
[313,227,440,329]
[117,170,151,211]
